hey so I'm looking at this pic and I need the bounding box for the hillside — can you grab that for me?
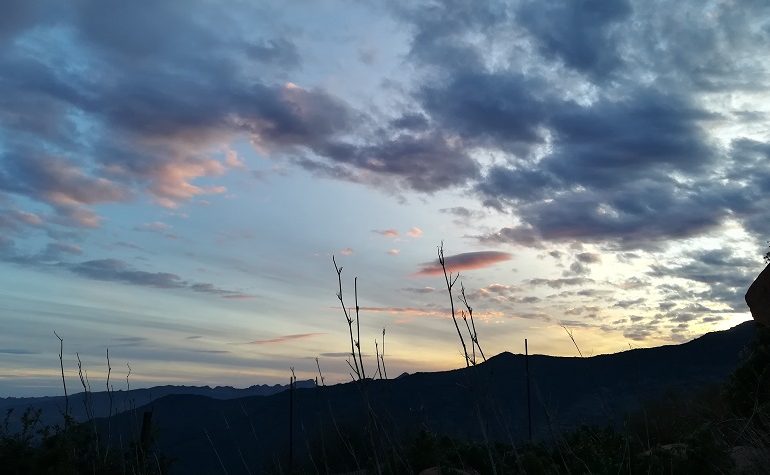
[99,321,758,474]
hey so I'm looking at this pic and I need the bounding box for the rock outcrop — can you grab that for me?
[745,264,770,326]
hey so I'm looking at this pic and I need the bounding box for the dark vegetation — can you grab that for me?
[2,243,769,474]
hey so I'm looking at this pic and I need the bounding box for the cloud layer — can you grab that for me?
[416,251,512,276]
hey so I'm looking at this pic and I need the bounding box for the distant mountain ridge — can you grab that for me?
[99,320,759,475]
[0,380,315,430]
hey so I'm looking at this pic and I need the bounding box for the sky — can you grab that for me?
[1,0,769,396]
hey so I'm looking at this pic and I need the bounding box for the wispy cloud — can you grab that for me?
[0,348,40,355]
[66,259,254,299]
[415,251,512,276]
[248,333,324,345]
[373,229,399,238]
[134,221,178,239]
[402,286,436,294]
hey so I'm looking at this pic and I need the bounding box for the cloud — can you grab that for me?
[439,207,486,226]
[517,0,632,79]
[0,208,44,234]
[387,249,400,256]
[248,333,324,345]
[339,247,354,256]
[415,251,512,276]
[134,221,177,239]
[65,258,253,298]
[394,0,770,253]
[244,37,300,68]
[299,132,481,192]
[527,277,594,289]
[402,286,436,294]
[647,248,758,311]
[0,153,129,228]
[407,227,423,238]
[373,229,399,238]
[0,2,369,225]
[0,348,40,355]
[40,242,83,260]
[576,252,601,264]
[320,352,359,358]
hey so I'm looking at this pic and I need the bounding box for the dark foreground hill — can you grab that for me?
[100,321,758,474]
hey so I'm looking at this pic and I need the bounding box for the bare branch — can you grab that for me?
[439,242,470,367]
[380,328,388,379]
[315,357,325,387]
[354,277,366,380]
[333,256,361,380]
[374,339,383,379]
[561,325,583,358]
[460,283,486,362]
[53,331,69,421]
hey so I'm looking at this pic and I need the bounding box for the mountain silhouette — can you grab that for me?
[93,320,757,474]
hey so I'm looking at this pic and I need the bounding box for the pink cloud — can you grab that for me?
[248,332,324,345]
[340,247,354,256]
[415,251,512,276]
[147,159,227,208]
[407,227,423,238]
[373,229,399,238]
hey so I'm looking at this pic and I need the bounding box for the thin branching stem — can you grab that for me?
[354,277,366,380]
[53,331,69,422]
[375,339,383,379]
[333,256,362,380]
[460,283,486,362]
[381,328,388,379]
[439,242,470,367]
[461,310,476,365]
[561,325,583,358]
[315,357,325,387]
[106,347,113,461]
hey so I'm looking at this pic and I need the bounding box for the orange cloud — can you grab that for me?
[415,251,512,276]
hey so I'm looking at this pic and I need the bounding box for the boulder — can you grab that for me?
[745,264,770,326]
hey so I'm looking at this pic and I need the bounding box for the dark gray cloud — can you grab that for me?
[301,132,480,192]
[575,252,601,264]
[245,38,301,68]
[390,0,770,255]
[390,113,430,131]
[420,71,547,151]
[395,0,508,70]
[517,0,632,78]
